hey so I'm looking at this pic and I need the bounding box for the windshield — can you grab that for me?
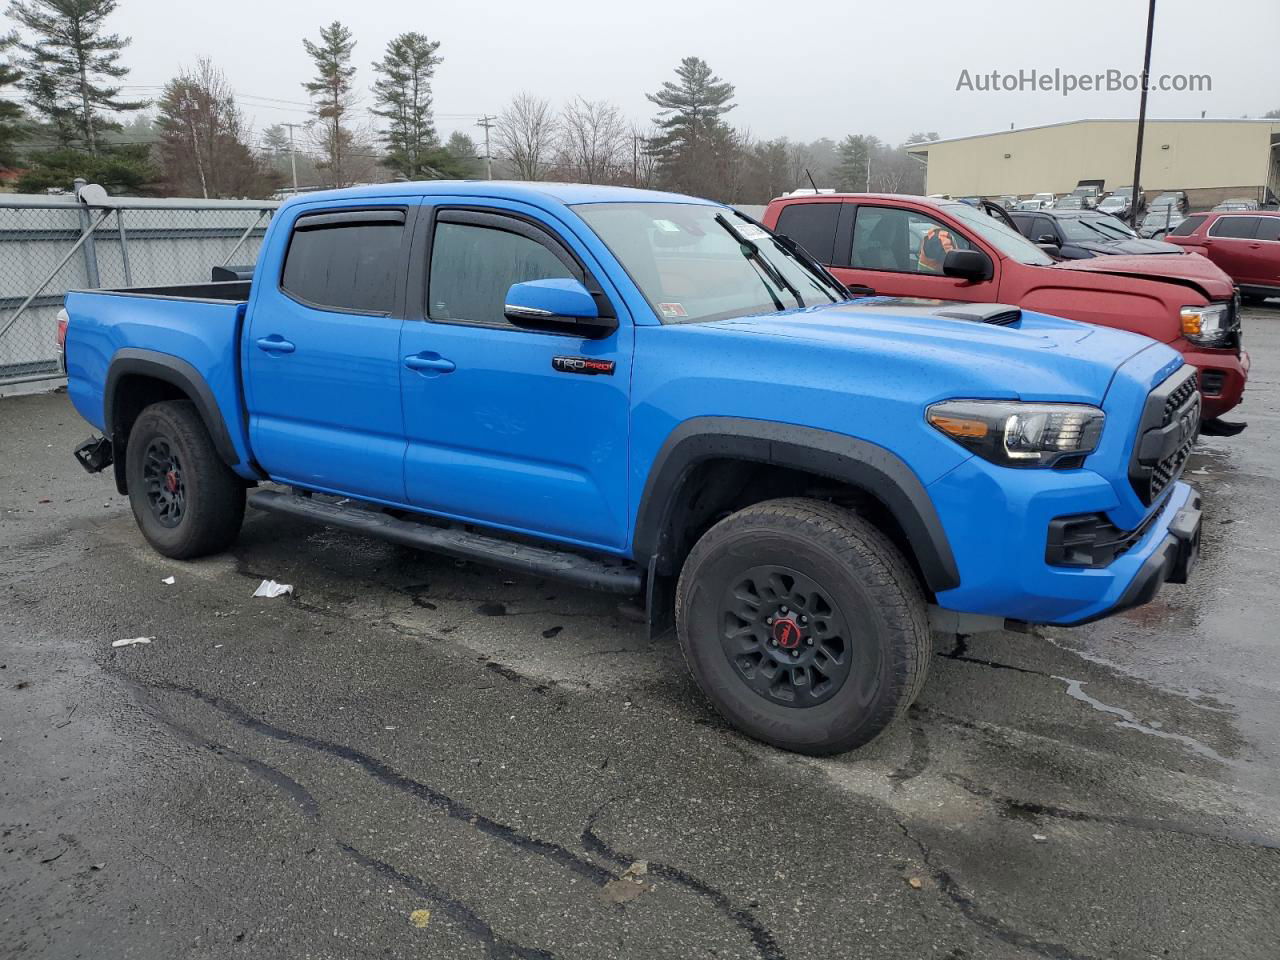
[573,202,845,324]
[941,202,1054,266]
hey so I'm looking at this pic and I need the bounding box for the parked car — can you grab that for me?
[1055,196,1086,211]
[1109,186,1145,218]
[1031,192,1056,209]
[1212,198,1259,212]
[1151,191,1190,215]
[1140,204,1187,238]
[1069,186,1101,209]
[997,195,1019,209]
[1164,210,1280,304]
[1098,194,1130,217]
[1014,199,1044,211]
[763,193,1248,426]
[1009,210,1183,259]
[63,181,1207,755]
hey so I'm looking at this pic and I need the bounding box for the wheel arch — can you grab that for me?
[633,417,961,598]
[104,349,239,494]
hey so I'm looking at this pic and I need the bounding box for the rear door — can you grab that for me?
[831,203,1000,301]
[398,202,633,551]
[243,201,415,503]
[1251,217,1280,289]
[1203,215,1261,284]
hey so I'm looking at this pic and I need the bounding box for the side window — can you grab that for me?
[851,207,972,275]
[1209,216,1260,239]
[1010,214,1033,238]
[281,211,405,314]
[428,221,573,327]
[774,202,840,264]
[1031,218,1057,243]
[1169,215,1207,237]
[1255,218,1280,243]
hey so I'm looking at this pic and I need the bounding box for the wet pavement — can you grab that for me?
[3,305,1279,959]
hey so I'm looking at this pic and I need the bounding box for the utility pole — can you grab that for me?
[1129,0,1157,229]
[475,115,495,180]
[282,122,303,194]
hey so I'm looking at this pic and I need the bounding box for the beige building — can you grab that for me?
[906,118,1280,209]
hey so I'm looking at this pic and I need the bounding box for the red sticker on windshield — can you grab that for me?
[659,302,687,318]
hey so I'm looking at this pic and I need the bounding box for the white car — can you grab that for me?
[1031,192,1056,210]
[1098,195,1129,215]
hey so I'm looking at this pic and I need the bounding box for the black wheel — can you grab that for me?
[125,400,245,559]
[1241,293,1267,307]
[675,498,930,754]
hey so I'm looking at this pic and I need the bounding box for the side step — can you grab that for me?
[248,490,642,595]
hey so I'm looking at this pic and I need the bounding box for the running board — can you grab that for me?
[248,490,642,594]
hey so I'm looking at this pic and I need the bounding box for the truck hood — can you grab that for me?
[1071,237,1183,256]
[1053,251,1235,299]
[707,297,1157,405]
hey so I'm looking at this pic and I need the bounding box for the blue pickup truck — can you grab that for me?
[61,181,1203,754]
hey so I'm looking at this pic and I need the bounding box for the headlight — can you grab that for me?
[1181,303,1232,347]
[927,400,1105,468]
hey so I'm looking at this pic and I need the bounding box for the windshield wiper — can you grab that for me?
[715,213,804,309]
[733,210,853,301]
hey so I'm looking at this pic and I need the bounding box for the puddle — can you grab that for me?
[1054,676,1227,762]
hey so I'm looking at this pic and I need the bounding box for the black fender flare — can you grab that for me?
[632,417,961,593]
[104,348,240,467]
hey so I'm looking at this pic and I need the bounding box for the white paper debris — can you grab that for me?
[253,579,294,598]
[161,576,176,585]
[112,636,154,648]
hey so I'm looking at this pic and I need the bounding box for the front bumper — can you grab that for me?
[930,463,1199,625]
[1175,342,1249,421]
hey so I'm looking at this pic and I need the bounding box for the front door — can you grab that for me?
[1203,215,1262,285]
[830,204,1001,302]
[243,202,414,503]
[399,203,633,551]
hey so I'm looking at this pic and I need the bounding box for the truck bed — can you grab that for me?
[94,279,252,303]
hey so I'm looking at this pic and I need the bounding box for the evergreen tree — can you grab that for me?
[0,32,23,166]
[444,129,479,176]
[303,20,358,186]
[371,31,441,179]
[646,56,735,198]
[7,0,146,155]
[835,134,880,192]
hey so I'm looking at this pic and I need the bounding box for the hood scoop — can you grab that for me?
[933,303,1022,326]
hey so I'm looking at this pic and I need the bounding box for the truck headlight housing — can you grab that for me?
[927,400,1105,468]
[1180,303,1232,347]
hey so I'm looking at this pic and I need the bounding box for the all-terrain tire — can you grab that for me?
[675,497,930,754]
[125,400,245,559]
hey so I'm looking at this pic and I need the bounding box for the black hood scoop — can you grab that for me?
[933,303,1022,326]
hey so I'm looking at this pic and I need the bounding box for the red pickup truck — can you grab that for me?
[761,193,1249,428]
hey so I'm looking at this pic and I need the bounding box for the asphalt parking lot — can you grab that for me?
[3,305,1279,960]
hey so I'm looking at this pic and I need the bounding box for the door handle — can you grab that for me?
[256,336,295,354]
[404,352,456,374]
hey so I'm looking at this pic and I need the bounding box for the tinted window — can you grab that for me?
[1169,215,1207,237]
[1032,217,1059,242]
[428,222,572,326]
[850,207,972,275]
[1209,216,1260,239]
[774,202,840,264]
[1256,218,1280,242]
[281,217,403,314]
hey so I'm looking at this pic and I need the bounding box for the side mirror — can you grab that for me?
[1036,234,1058,245]
[941,249,994,283]
[503,278,617,339]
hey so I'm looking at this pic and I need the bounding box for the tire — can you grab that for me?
[125,400,245,559]
[675,498,930,755]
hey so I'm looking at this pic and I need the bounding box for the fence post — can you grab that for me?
[72,178,101,289]
[116,209,132,287]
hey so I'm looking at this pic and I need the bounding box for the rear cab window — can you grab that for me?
[1168,215,1207,237]
[281,208,407,314]
[774,202,841,264]
[1208,216,1260,239]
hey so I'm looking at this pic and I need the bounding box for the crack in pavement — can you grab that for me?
[122,676,556,959]
[936,635,1050,677]
[888,706,930,786]
[582,799,787,960]
[893,820,1100,960]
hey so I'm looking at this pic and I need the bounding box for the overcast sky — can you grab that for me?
[67,0,1280,146]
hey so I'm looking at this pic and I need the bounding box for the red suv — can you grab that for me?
[1163,210,1280,305]
[761,193,1249,427]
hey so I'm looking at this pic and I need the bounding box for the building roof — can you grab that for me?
[906,117,1280,153]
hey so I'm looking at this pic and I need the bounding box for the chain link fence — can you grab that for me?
[0,185,277,388]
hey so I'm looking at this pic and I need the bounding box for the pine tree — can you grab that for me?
[646,56,735,197]
[836,134,879,192]
[0,32,24,166]
[444,130,478,176]
[371,31,442,179]
[303,20,358,186]
[7,0,146,155]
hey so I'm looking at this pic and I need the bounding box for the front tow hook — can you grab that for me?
[73,435,114,473]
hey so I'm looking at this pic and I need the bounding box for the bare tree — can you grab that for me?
[786,140,814,191]
[495,92,557,181]
[630,124,658,188]
[556,96,628,184]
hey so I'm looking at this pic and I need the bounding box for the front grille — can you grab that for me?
[1129,368,1200,505]
[1046,506,1164,568]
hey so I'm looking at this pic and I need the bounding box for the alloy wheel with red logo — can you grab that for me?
[675,498,931,755]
